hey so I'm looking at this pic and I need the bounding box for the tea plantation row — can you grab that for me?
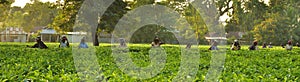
[0,43,299,81]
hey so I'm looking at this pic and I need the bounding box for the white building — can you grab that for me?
[40,28,59,42]
[0,27,27,42]
[63,32,87,43]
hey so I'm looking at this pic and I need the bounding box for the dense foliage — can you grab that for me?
[1,0,299,45]
[0,43,299,81]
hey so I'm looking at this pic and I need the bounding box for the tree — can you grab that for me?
[50,0,226,44]
[0,0,15,29]
[52,0,128,46]
[22,1,57,32]
[180,2,208,44]
[51,0,84,32]
[252,13,287,44]
[221,0,271,44]
[125,0,211,44]
[252,0,300,45]
[98,0,129,33]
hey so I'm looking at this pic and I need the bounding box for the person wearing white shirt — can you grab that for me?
[151,37,164,48]
[286,40,293,50]
[59,36,69,48]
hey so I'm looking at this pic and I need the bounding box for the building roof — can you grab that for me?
[66,32,87,35]
[205,37,227,40]
[40,28,57,34]
[205,32,225,37]
[0,27,27,35]
[205,32,245,40]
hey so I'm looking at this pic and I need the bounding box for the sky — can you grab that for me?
[11,0,58,8]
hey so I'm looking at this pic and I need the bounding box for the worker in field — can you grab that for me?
[78,37,88,48]
[249,40,258,50]
[119,38,127,47]
[151,37,164,47]
[296,42,300,47]
[59,36,70,48]
[268,42,273,48]
[262,42,267,48]
[186,43,192,49]
[281,43,285,48]
[230,39,241,50]
[209,40,218,50]
[28,36,48,49]
[286,40,293,50]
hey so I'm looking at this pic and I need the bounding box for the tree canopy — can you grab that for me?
[0,0,299,45]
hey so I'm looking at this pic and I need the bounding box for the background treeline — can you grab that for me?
[0,0,299,45]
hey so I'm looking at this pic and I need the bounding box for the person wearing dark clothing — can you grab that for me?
[230,40,241,50]
[249,41,258,50]
[28,36,48,49]
[59,36,70,48]
[151,37,164,47]
[281,43,285,48]
[262,42,267,48]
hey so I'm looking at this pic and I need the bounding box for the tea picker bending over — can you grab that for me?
[230,39,241,50]
[78,37,88,48]
[262,42,267,48]
[119,38,127,47]
[268,42,273,48]
[59,36,70,48]
[249,40,258,50]
[28,36,48,49]
[281,43,285,48]
[286,40,293,50]
[209,40,218,50]
[296,42,300,47]
[186,43,192,49]
[151,37,164,48]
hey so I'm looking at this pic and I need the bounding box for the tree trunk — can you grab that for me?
[27,33,30,42]
[92,31,99,46]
